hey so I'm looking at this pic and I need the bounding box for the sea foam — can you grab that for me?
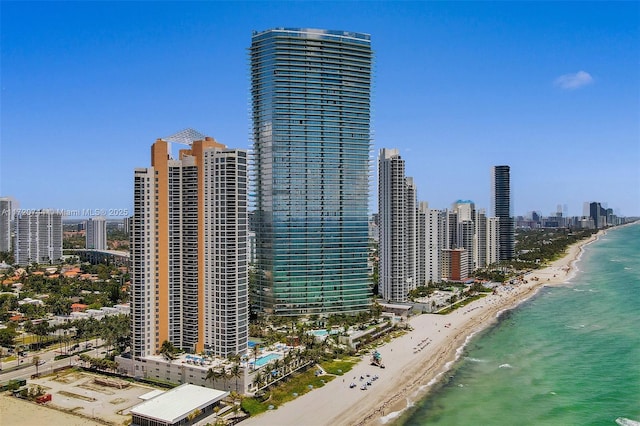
[616,418,640,426]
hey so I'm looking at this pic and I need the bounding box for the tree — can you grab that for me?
[160,340,178,361]
[32,355,41,376]
[0,327,17,347]
[33,322,50,350]
[252,344,260,370]
[230,363,242,393]
[221,367,229,390]
[206,367,218,388]
[253,371,265,390]
[370,301,383,319]
[272,358,282,377]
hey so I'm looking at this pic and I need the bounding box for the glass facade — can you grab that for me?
[250,28,372,316]
[492,165,515,260]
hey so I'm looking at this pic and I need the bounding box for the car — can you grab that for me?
[360,385,367,390]
[37,360,46,366]
[349,382,357,389]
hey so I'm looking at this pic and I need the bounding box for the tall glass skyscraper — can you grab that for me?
[492,165,515,260]
[250,28,372,316]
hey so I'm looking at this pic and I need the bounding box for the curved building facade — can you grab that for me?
[491,165,515,260]
[250,28,372,316]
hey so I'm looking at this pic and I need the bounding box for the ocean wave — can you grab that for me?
[498,363,513,369]
[565,324,586,329]
[379,409,404,424]
[616,417,640,426]
[564,267,579,282]
[379,398,415,424]
[465,357,487,363]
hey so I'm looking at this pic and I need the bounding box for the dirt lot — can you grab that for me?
[1,370,157,425]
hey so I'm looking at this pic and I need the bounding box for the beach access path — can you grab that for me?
[243,231,602,426]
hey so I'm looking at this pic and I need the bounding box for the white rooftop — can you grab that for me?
[131,384,228,424]
[379,302,412,310]
[138,389,165,400]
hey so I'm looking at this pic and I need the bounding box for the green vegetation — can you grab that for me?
[0,322,18,346]
[473,228,598,282]
[160,340,180,361]
[0,262,128,322]
[0,251,15,265]
[408,281,471,301]
[78,353,118,372]
[436,294,487,314]
[242,370,334,416]
[320,357,359,375]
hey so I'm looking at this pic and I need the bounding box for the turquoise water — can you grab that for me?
[255,353,282,367]
[399,223,640,426]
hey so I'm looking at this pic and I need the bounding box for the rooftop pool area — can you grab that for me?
[254,352,282,368]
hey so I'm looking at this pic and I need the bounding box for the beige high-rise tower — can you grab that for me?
[131,129,248,359]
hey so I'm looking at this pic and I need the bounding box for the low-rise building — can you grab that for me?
[130,383,228,426]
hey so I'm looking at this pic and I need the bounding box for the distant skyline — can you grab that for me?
[1,2,639,217]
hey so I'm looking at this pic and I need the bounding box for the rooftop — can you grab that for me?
[130,383,228,423]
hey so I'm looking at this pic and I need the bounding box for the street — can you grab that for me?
[0,339,104,383]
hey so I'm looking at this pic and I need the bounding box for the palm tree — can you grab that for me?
[283,352,292,374]
[252,344,260,370]
[206,367,225,389]
[230,364,242,393]
[221,368,229,390]
[253,371,264,390]
[33,322,50,350]
[160,340,177,361]
[272,358,282,377]
[33,355,40,376]
[206,368,217,388]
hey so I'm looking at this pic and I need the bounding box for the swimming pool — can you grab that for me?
[254,353,282,367]
[309,329,329,336]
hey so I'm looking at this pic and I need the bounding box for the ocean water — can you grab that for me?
[398,223,640,426]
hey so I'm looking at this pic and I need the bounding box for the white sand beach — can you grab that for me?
[243,231,603,426]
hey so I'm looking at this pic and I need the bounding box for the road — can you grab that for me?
[0,339,104,383]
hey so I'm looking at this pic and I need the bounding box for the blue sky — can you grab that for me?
[2,1,639,218]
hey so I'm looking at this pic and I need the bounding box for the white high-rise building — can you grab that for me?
[486,217,500,266]
[474,209,488,269]
[131,130,248,359]
[14,209,62,266]
[85,216,107,250]
[0,197,13,253]
[378,148,417,302]
[405,177,417,292]
[452,200,476,274]
[417,202,445,285]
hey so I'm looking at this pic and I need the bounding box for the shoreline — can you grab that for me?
[243,230,604,426]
